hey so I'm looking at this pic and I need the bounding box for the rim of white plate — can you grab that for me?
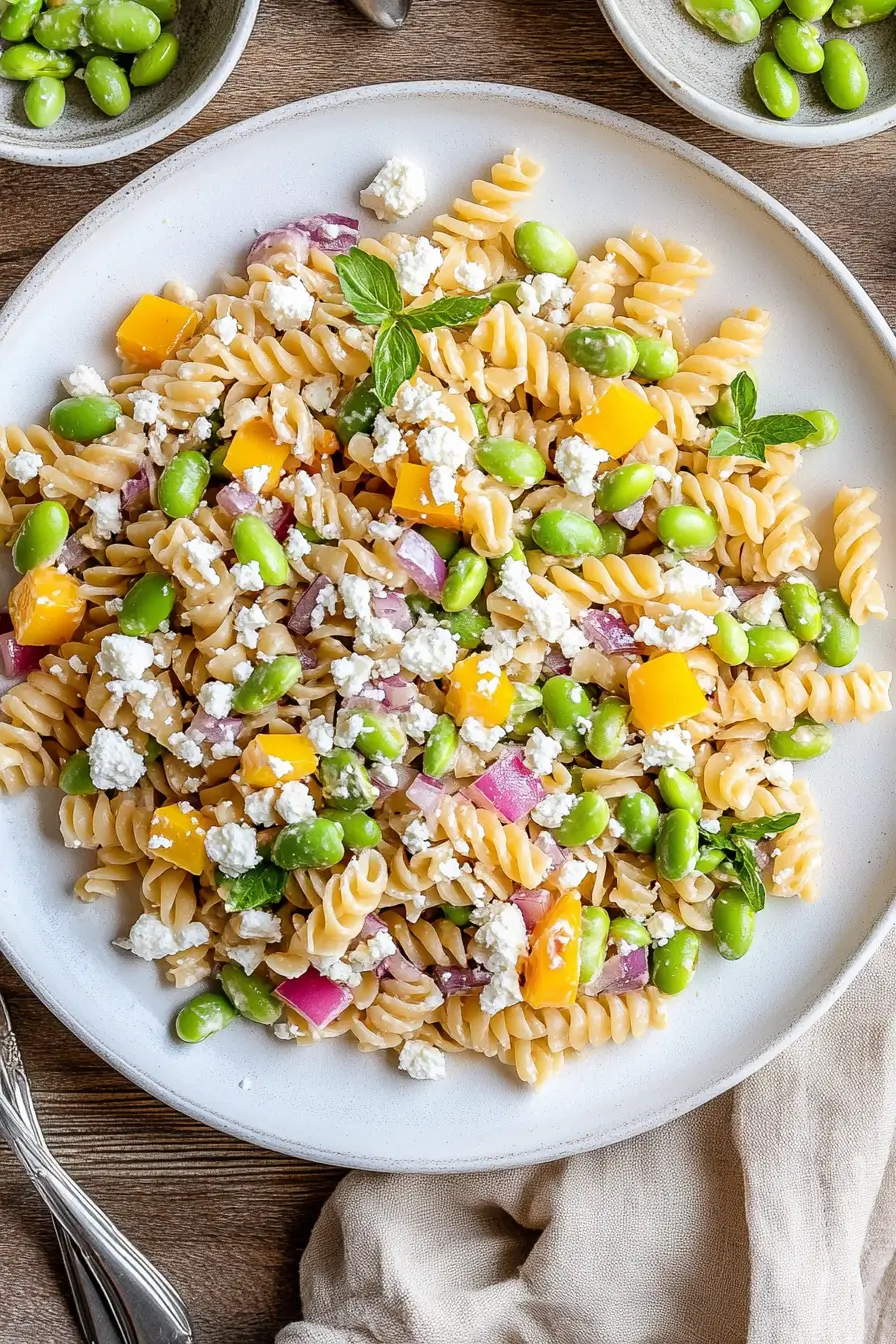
[1,82,894,1170]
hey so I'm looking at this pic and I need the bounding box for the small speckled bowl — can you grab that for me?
[597,0,896,146]
[0,0,258,167]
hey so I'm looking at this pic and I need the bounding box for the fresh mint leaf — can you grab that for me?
[373,316,420,406]
[730,370,756,429]
[217,861,288,911]
[738,433,769,462]
[403,295,491,332]
[729,812,800,842]
[334,247,402,326]
[708,426,744,458]
[728,837,767,912]
[750,414,816,447]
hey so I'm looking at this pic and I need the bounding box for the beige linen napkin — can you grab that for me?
[279,931,896,1344]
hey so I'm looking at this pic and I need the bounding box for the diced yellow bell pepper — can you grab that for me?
[116,294,199,368]
[222,418,290,495]
[523,891,582,1009]
[627,652,708,734]
[241,733,317,788]
[574,384,662,460]
[149,804,209,876]
[9,567,86,647]
[392,463,462,528]
[445,653,515,728]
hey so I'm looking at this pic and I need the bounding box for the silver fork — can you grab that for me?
[348,0,412,29]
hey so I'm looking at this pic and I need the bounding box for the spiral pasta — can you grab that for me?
[305,852,389,959]
[832,486,887,624]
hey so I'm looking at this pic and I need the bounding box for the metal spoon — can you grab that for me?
[348,0,411,29]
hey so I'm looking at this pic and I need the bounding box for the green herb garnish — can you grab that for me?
[708,372,814,464]
[696,811,800,912]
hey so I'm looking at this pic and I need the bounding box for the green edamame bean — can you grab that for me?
[542,675,591,752]
[405,594,435,621]
[417,525,461,561]
[712,888,755,961]
[231,655,302,714]
[489,280,523,309]
[272,817,345,870]
[683,0,762,40]
[32,4,84,49]
[708,384,738,429]
[655,809,699,882]
[799,409,838,447]
[608,915,650,949]
[658,766,702,819]
[616,791,659,854]
[319,749,378,810]
[513,221,578,279]
[779,577,822,642]
[599,521,626,555]
[651,929,700,995]
[832,0,896,22]
[441,548,488,612]
[633,336,679,381]
[766,715,833,760]
[531,509,605,558]
[335,373,380,446]
[709,612,750,666]
[59,751,97,796]
[753,51,801,120]
[773,16,825,71]
[695,846,726,874]
[441,903,471,927]
[208,443,230,479]
[12,500,69,573]
[49,394,119,443]
[506,684,543,737]
[555,791,610,846]
[423,714,458,778]
[0,42,75,79]
[561,326,639,378]
[219,963,282,1024]
[744,626,801,668]
[816,588,859,667]
[84,54,130,116]
[785,0,832,15]
[586,696,629,762]
[320,808,382,850]
[84,0,160,50]
[0,0,42,42]
[118,573,176,637]
[139,0,177,19]
[821,38,868,109]
[175,991,237,1043]
[471,402,489,436]
[351,710,406,763]
[438,608,489,649]
[657,505,718,551]
[597,463,655,514]
[490,540,527,574]
[158,450,210,518]
[232,514,289,587]
[475,437,546,488]
[24,74,65,126]
[130,29,178,85]
[579,905,610,983]
[754,0,783,15]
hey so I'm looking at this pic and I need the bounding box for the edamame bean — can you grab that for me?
[513,221,578,279]
[0,42,75,78]
[709,611,750,666]
[657,766,702,819]
[0,0,42,42]
[651,929,700,995]
[139,0,178,19]
[208,443,230,479]
[754,0,783,15]
[561,326,639,378]
[542,675,591,752]
[175,992,237,1043]
[599,521,626,556]
[657,505,718,551]
[744,626,801,668]
[158,450,210,518]
[695,846,726,874]
[441,548,488,612]
[59,751,97,796]
[707,373,757,427]
[821,38,869,109]
[633,336,678,381]
[753,51,801,120]
[799,408,838,447]
[119,573,176,636]
[471,402,489,436]
[405,593,435,620]
[441,904,471,927]
[85,0,160,50]
[490,540,527,574]
[773,16,825,71]
[616,791,659,854]
[655,808,699,882]
[219,963,282,1024]
[232,514,289,586]
[12,500,69,573]
[766,715,833,760]
[785,0,832,15]
[49,394,120,443]
[780,577,822,642]
[816,588,859,666]
[489,280,523,308]
[33,4,84,49]
[586,696,629,762]
[24,74,65,126]
[231,655,302,714]
[319,749,378,810]
[320,808,382,850]
[506,683,544,737]
[579,906,610,983]
[712,888,755,961]
[683,0,761,40]
[272,817,345,870]
[423,714,458,778]
[84,53,130,115]
[438,608,490,649]
[555,792,610,846]
[351,710,406,763]
[335,373,380,445]
[475,437,546,488]
[608,915,650,949]
[130,29,178,85]
[531,509,605,558]
[832,0,896,22]
[418,525,461,561]
[597,463,655,514]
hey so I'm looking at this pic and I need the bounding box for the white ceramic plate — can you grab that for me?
[1,82,894,1172]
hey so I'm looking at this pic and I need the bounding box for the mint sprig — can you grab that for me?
[708,372,814,464]
[697,810,800,912]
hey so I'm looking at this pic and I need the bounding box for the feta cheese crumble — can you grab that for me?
[398,1039,446,1080]
[87,728,146,791]
[197,680,234,719]
[276,781,315,824]
[236,910,282,942]
[332,651,375,697]
[471,899,528,1017]
[360,156,427,222]
[205,822,259,878]
[210,313,239,345]
[646,911,680,946]
[639,726,695,772]
[454,260,487,292]
[302,375,339,414]
[531,792,575,828]
[114,913,208,961]
[63,365,110,398]
[460,718,504,752]
[524,727,562,776]
[400,622,458,680]
[5,449,43,484]
[738,588,782,627]
[632,607,717,653]
[416,423,470,471]
[231,560,266,593]
[395,237,443,297]
[234,603,268,650]
[553,436,609,496]
[261,276,314,330]
[86,490,122,540]
[764,757,794,787]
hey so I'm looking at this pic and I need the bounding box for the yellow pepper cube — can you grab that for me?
[393,463,462,528]
[574,384,662,460]
[628,652,708,734]
[116,294,199,368]
[9,567,86,647]
[223,419,290,495]
[149,804,209,876]
[241,733,317,789]
[523,892,582,1009]
[445,653,515,728]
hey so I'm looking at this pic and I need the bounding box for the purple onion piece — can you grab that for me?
[267,500,295,542]
[511,888,553,932]
[395,528,447,600]
[733,582,775,603]
[247,227,311,268]
[296,642,318,671]
[216,480,258,518]
[534,832,568,872]
[371,591,413,632]
[288,575,333,636]
[613,499,645,530]
[431,966,490,997]
[121,463,155,513]
[375,674,416,710]
[581,607,639,655]
[407,773,445,811]
[542,649,571,677]
[190,708,241,744]
[58,536,91,571]
[582,947,649,997]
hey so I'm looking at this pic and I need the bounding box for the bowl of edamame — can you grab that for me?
[0,0,258,165]
[596,0,896,144]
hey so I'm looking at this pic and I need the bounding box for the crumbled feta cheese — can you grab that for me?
[191,415,213,442]
[309,581,337,631]
[764,757,794,787]
[398,1039,446,1080]
[211,313,239,345]
[97,634,155,682]
[370,411,406,465]
[197,680,234,719]
[276,781,315,824]
[63,365,110,398]
[332,652,375,697]
[517,273,574,321]
[261,276,314,330]
[297,374,337,414]
[5,448,42,484]
[663,560,715,594]
[205,822,259,877]
[524,727,562,776]
[69,655,88,675]
[400,622,458,679]
[367,514,404,542]
[639,726,695,772]
[86,490,121,539]
[273,1022,302,1040]
[646,911,680,946]
[559,626,589,658]
[241,465,270,496]
[416,423,470,471]
[231,560,265,592]
[701,817,721,833]
[374,762,399,788]
[234,603,268,650]
[402,701,437,743]
[471,899,528,1017]
[402,817,433,855]
[244,788,278,827]
[394,380,453,428]
[114,913,208,961]
[347,928,396,973]
[633,607,717,652]
[738,588,782,627]
[86,728,146,791]
[305,716,335,754]
[395,237,443,297]
[232,660,253,684]
[556,858,590,891]
[212,741,242,760]
[531,792,575,828]
[482,625,520,666]
[168,732,204,768]
[496,558,572,643]
[132,390,161,426]
[429,465,457,505]
[236,910,282,942]
[228,943,266,975]
[184,537,222,586]
[454,260,487,292]
[607,816,625,838]
[360,156,427,222]
[460,718,504,752]
[553,435,610,496]
[284,527,311,568]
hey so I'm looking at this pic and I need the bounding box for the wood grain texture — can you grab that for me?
[1,1,895,1339]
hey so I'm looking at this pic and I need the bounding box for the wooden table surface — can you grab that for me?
[1,1,895,1339]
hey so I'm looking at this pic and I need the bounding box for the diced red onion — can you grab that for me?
[755,841,774,871]
[581,946,649,997]
[58,536,90,571]
[267,500,295,542]
[375,674,415,710]
[534,832,568,872]
[371,591,413,632]
[542,649,571,676]
[247,227,311,268]
[582,608,640,655]
[371,763,417,802]
[383,951,424,983]
[0,632,48,679]
[431,965,491,997]
[359,914,387,940]
[190,708,241,744]
[395,529,447,600]
[613,499,645,530]
[296,642,318,671]
[407,773,445,811]
[465,749,546,824]
[341,695,389,715]
[247,215,359,267]
[288,575,333,635]
[733,582,775,603]
[121,462,156,512]
[511,888,553,931]
[216,481,258,518]
[274,966,352,1027]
